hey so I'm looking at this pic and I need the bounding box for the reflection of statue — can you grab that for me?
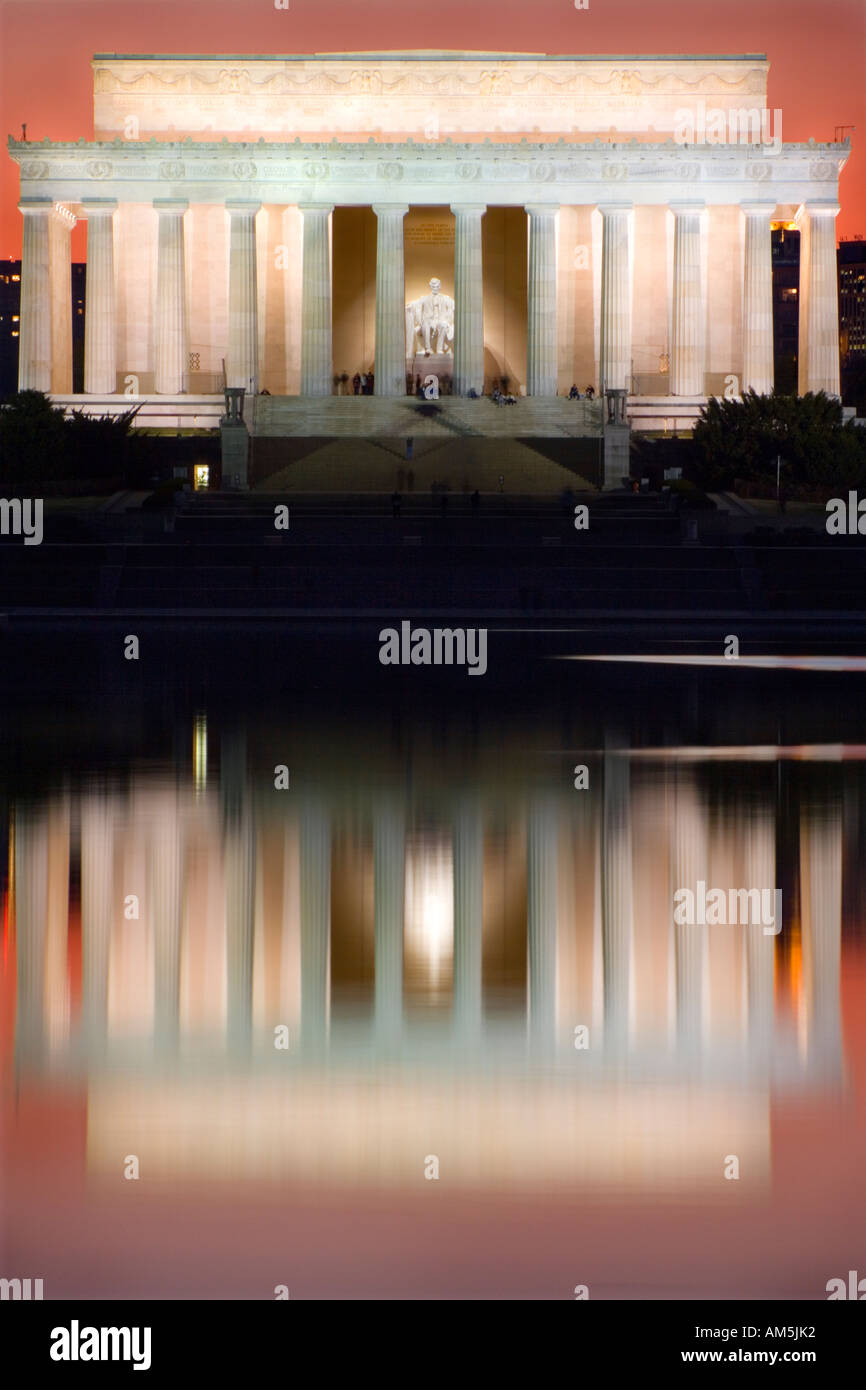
[406,278,455,357]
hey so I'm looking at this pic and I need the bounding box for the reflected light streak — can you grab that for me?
[562,655,866,672]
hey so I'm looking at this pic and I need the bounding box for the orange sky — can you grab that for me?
[1,0,864,257]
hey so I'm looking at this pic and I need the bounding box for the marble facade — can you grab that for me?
[9,51,850,411]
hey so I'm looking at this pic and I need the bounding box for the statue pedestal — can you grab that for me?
[408,353,455,387]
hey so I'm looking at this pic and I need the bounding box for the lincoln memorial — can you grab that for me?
[8,50,850,431]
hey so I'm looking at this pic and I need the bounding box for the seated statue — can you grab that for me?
[406,277,455,357]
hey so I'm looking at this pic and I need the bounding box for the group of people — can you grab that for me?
[346,374,596,400]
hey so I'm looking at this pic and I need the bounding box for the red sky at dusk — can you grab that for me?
[1,0,864,259]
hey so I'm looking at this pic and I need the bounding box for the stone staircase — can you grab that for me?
[250,394,603,438]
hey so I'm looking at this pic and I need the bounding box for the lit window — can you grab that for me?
[11,274,20,282]
[11,315,19,322]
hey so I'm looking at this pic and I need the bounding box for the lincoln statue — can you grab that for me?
[406,278,455,358]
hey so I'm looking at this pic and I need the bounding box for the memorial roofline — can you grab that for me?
[12,137,846,152]
[91,52,769,62]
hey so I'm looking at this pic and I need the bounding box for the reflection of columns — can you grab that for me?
[797,202,841,397]
[453,798,483,1038]
[225,808,255,1054]
[150,809,183,1053]
[451,204,486,397]
[80,797,114,1052]
[17,199,52,391]
[599,205,632,392]
[527,798,557,1050]
[800,792,843,1073]
[299,205,333,397]
[526,205,559,396]
[741,203,775,395]
[13,806,48,1063]
[373,204,408,397]
[601,753,633,1048]
[82,200,117,394]
[44,797,71,1048]
[154,200,188,395]
[374,799,405,1039]
[222,730,254,1053]
[670,204,706,396]
[744,802,776,1062]
[226,202,260,392]
[671,772,708,1049]
[299,803,331,1052]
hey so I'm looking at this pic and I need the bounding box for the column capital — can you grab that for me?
[297,203,334,216]
[450,203,487,216]
[18,196,53,215]
[525,203,559,216]
[80,198,118,216]
[372,203,409,217]
[739,201,777,217]
[796,200,840,222]
[669,201,706,215]
[225,199,261,215]
[153,198,189,214]
[597,202,634,216]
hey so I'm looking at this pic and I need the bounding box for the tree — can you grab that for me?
[0,390,68,488]
[0,391,145,489]
[692,389,866,493]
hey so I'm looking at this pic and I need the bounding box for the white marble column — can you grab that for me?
[670,203,706,397]
[299,802,331,1052]
[527,797,558,1050]
[453,797,483,1039]
[741,203,775,395]
[374,798,405,1039]
[373,204,408,397]
[82,200,117,395]
[526,204,559,396]
[797,202,841,397]
[599,204,633,393]
[451,204,485,397]
[299,205,334,397]
[17,199,52,391]
[154,199,188,395]
[226,201,260,392]
[49,205,75,394]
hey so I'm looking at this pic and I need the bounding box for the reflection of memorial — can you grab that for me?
[7,735,851,1187]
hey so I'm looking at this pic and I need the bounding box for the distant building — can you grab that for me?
[771,225,800,395]
[839,240,866,362]
[0,258,22,397]
[0,259,85,396]
[839,240,866,414]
